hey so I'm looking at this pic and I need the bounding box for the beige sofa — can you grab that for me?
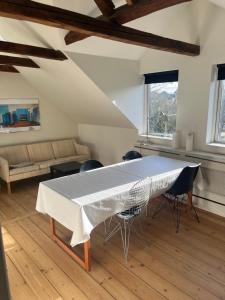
[0,138,90,193]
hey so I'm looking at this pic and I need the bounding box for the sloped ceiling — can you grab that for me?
[209,0,225,8]
[0,0,222,129]
[69,52,144,131]
[0,16,133,128]
[18,59,134,128]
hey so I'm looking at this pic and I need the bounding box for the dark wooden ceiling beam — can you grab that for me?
[0,65,19,73]
[93,0,115,16]
[0,55,39,68]
[65,32,89,44]
[0,40,67,60]
[0,0,199,56]
[65,0,192,44]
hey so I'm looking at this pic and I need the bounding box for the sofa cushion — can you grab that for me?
[0,145,30,165]
[35,160,56,170]
[9,164,39,176]
[54,155,89,165]
[27,142,55,162]
[10,161,34,169]
[52,139,76,159]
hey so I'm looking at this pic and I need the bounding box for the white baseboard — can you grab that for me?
[193,191,225,218]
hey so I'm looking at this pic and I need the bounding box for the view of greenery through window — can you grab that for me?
[147,82,178,137]
[216,80,225,142]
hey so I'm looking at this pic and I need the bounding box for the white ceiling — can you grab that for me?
[209,0,225,8]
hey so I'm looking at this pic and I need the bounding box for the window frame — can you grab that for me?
[209,74,225,145]
[213,80,222,143]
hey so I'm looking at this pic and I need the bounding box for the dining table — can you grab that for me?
[36,155,200,271]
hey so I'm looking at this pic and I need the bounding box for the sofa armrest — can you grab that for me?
[0,157,9,182]
[74,143,91,158]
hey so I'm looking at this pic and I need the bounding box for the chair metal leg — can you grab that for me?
[120,219,131,263]
[130,217,142,238]
[167,197,175,215]
[192,205,200,223]
[104,220,107,234]
[152,197,167,219]
[105,222,121,242]
[108,216,113,229]
[175,197,182,233]
[106,218,133,263]
[166,197,177,229]
[187,191,200,223]
[104,216,114,235]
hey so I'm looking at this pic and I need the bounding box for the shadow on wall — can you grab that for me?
[77,138,122,166]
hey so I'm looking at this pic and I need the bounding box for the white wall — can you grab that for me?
[140,1,225,154]
[76,1,225,217]
[138,0,225,216]
[68,53,144,132]
[78,124,138,165]
[0,74,77,146]
[73,54,143,165]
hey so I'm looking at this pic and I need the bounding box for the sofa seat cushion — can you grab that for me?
[54,155,89,165]
[10,161,34,169]
[0,144,30,165]
[35,160,56,170]
[9,164,39,176]
[27,142,55,162]
[52,139,76,159]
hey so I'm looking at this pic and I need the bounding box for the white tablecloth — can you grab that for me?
[36,156,198,246]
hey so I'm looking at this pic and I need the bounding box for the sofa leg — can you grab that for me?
[7,182,11,194]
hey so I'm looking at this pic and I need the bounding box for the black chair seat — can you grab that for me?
[80,160,103,172]
[118,205,141,219]
[122,150,142,161]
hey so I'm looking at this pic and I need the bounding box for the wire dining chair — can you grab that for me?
[105,177,152,263]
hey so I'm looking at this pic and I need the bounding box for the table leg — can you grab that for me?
[49,217,91,271]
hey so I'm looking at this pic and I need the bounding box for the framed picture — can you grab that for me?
[0,99,40,133]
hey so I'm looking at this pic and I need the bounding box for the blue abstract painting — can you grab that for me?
[0,99,40,133]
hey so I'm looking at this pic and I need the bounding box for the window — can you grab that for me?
[143,70,178,138]
[211,64,225,144]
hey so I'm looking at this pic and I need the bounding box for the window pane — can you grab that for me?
[216,80,225,142]
[147,82,178,137]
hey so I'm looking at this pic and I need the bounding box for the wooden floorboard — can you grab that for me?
[1,180,225,299]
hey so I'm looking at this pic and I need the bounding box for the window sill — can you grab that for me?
[135,142,225,165]
[139,134,172,141]
[207,143,225,148]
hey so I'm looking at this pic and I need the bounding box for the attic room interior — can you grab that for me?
[2,0,225,299]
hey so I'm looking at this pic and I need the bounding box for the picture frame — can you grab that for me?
[0,98,40,133]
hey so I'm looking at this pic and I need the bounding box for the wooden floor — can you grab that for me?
[1,178,225,300]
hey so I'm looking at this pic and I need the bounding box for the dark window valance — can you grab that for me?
[144,70,179,84]
[217,64,225,80]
